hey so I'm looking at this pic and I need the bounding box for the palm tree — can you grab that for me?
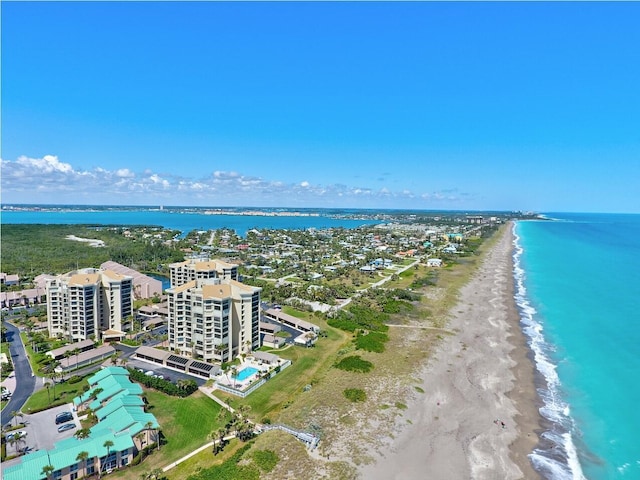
[72,348,81,370]
[7,433,18,454]
[208,429,219,454]
[101,439,114,475]
[213,343,225,363]
[110,351,121,366]
[90,387,104,404]
[74,428,90,440]
[144,421,154,447]
[76,451,89,479]
[216,426,227,449]
[41,464,55,480]
[11,410,23,428]
[238,404,251,421]
[63,350,73,374]
[44,380,52,404]
[230,366,238,388]
[142,468,163,480]
[136,432,144,450]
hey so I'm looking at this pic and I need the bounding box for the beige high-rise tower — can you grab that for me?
[167,277,260,363]
[46,268,133,341]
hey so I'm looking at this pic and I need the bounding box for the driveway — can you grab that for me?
[1,321,37,428]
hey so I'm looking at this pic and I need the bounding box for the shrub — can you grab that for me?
[334,355,373,373]
[354,331,388,353]
[344,388,367,402]
[68,375,82,384]
[127,368,197,397]
[327,305,390,333]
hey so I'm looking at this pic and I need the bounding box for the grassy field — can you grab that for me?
[109,389,226,480]
[23,376,90,413]
[215,317,350,423]
[163,439,246,480]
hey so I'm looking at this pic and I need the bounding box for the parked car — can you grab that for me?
[57,423,76,433]
[55,412,73,424]
[144,371,155,376]
[6,430,27,440]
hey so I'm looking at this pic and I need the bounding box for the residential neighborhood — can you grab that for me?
[1,214,506,479]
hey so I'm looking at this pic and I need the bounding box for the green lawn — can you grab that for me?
[143,389,224,463]
[109,389,226,480]
[163,439,245,480]
[1,341,13,382]
[19,333,48,375]
[216,319,350,421]
[23,376,90,413]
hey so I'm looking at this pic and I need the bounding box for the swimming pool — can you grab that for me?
[234,366,259,382]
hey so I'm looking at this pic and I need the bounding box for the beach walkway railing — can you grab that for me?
[258,423,320,449]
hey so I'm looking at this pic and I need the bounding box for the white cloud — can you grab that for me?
[0,155,472,208]
[17,154,74,173]
[116,168,134,178]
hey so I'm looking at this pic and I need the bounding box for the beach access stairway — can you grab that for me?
[258,423,320,449]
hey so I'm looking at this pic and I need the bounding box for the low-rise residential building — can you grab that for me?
[0,272,20,286]
[3,367,158,480]
[263,308,320,334]
[0,288,46,308]
[133,345,221,378]
[46,339,95,361]
[55,345,116,373]
[100,261,163,300]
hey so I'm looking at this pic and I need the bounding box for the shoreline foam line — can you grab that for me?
[512,223,586,480]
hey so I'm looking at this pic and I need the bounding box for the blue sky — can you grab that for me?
[2,2,639,212]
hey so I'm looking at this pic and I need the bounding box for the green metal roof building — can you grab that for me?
[3,367,157,480]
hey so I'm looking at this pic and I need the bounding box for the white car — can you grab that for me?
[6,431,27,441]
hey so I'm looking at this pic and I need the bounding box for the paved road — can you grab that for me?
[2,321,37,428]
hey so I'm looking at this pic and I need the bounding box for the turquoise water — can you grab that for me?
[515,214,640,479]
[0,208,377,236]
[234,366,259,382]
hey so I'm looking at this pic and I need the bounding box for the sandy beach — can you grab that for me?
[358,224,542,480]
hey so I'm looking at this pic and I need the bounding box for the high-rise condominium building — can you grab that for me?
[169,258,238,288]
[46,269,133,341]
[167,278,260,363]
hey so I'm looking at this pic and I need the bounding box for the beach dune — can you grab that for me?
[359,224,541,480]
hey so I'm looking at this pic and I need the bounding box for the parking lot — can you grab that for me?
[4,403,79,461]
[124,358,207,386]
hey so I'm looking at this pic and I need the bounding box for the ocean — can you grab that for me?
[0,208,378,237]
[514,213,640,480]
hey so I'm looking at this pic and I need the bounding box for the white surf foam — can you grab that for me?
[512,223,587,480]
